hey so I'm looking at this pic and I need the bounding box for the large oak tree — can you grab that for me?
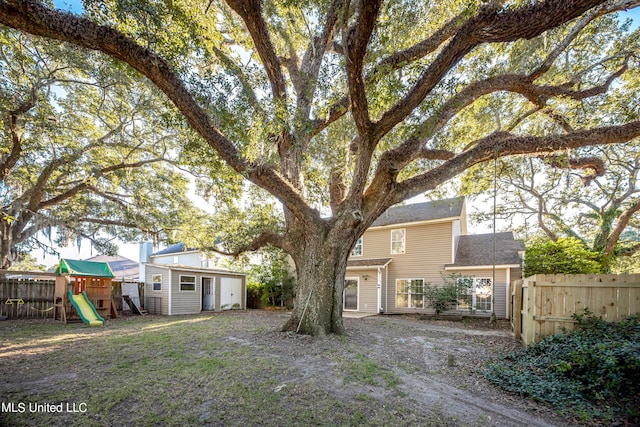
[1,0,640,334]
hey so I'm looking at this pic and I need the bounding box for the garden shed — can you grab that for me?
[143,264,246,315]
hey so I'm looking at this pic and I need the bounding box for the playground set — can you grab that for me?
[53,259,118,326]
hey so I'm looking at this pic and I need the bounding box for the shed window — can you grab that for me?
[152,274,162,291]
[180,275,196,291]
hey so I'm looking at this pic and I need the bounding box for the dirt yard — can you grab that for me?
[0,311,582,426]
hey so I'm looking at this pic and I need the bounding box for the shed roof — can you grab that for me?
[446,232,525,267]
[371,197,464,227]
[148,263,246,276]
[55,258,115,278]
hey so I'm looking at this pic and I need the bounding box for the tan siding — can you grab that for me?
[367,221,453,314]
[171,270,201,315]
[346,270,378,313]
[144,265,246,315]
[145,266,169,315]
[511,267,523,281]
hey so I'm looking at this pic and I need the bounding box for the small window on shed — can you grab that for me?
[180,275,196,291]
[152,274,162,291]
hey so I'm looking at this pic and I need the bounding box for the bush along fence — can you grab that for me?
[0,271,144,320]
[511,274,640,345]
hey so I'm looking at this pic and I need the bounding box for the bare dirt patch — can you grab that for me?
[0,311,582,426]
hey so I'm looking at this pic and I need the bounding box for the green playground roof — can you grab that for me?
[54,258,115,278]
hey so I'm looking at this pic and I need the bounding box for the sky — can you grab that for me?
[34,2,640,267]
[51,1,640,29]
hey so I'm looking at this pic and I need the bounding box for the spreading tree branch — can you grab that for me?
[0,0,318,223]
[392,121,640,203]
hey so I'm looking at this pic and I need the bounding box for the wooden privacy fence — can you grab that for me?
[511,274,640,345]
[0,271,144,319]
[0,272,57,319]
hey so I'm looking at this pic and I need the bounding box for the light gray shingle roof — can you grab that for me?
[447,232,525,267]
[371,197,464,227]
[347,258,393,268]
[151,243,194,256]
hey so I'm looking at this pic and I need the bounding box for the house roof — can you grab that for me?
[85,255,139,281]
[149,263,246,276]
[347,258,393,269]
[371,197,464,227]
[446,232,525,267]
[151,243,196,256]
[54,258,115,278]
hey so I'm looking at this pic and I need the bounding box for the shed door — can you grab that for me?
[219,277,242,310]
[202,277,214,310]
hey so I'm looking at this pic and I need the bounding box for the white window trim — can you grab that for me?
[201,276,215,311]
[390,228,406,255]
[179,274,197,292]
[395,278,425,309]
[457,277,493,312]
[151,274,162,292]
[351,237,363,257]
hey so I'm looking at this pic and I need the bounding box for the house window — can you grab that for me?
[391,229,406,254]
[396,279,424,308]
[180,275,196,291]
[152,274,162,291]
[351,237,363,257]
[457,277,492,312]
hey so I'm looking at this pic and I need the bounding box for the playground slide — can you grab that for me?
[68,291,105,326]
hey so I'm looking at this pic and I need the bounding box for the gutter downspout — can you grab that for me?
[168,267,172,316]
[385,266,389,313]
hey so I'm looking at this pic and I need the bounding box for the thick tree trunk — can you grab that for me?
[0,222,14,269]
[282,229,354,336]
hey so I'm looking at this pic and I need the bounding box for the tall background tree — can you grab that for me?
[0,27,193,268]
[467,145,640,272]
[460,16,640,272]
[1,0,640,334]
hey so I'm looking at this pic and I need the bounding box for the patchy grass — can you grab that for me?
[342,354,399,388]
[1,311,569,426]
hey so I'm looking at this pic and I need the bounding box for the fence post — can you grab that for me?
[511,279,523,341]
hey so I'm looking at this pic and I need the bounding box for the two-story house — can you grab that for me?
[346,197,524,319]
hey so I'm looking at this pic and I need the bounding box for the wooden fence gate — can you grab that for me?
[511,274,640,345]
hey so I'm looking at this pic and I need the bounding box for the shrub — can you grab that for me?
[524,237,603,276]
[245,249,295,308]
[484,311,640,423]
[424,274,472,314]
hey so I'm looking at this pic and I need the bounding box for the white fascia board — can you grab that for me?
[368,217,458,230]
[444,264,520,270]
